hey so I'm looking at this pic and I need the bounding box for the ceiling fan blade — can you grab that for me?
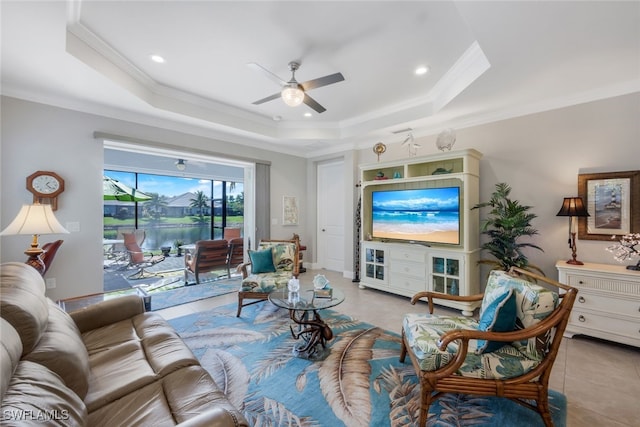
[252,93,281,105]
[247,62,287,86]
[300,72,345,91]
[303,93,326,113]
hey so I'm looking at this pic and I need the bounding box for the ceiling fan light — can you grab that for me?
[175,159,186,171]
[281,85,304,107]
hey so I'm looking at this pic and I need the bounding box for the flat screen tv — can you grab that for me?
[371,187,460,245]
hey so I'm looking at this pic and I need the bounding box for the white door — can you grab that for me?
[317,160,345,272]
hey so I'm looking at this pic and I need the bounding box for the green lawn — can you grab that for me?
[103,216,243,226]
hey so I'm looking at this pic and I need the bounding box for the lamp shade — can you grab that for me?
[556,197,589,217]
[0,204,69,236]
[281,85,304,107]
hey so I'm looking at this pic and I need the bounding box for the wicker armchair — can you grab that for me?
[237,237,299,317]
[400,267,577,427]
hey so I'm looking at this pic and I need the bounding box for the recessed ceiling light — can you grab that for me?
[150,54,165,64]
[415,65,429,76]
[304,112,312,118]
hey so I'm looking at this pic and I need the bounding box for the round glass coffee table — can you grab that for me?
[268,287,345,360]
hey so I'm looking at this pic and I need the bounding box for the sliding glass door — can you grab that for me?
[103,169,243,253]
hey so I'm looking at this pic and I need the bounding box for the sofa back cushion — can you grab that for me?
[1,360,87,425]
[257,241,297,272]
[24,300,90,399]
[0,262,49,355]
[1,318,22,399]
[483,270,559,360]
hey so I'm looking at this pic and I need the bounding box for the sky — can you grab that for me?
[104,170,243,198]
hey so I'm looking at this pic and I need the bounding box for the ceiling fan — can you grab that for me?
[248,61,344,113]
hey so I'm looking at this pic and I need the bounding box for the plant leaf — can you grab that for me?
[318,327,383,427]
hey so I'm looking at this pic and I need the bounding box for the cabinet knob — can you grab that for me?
[578,280,584,285]
[578,315,586,322]
[578,296,586,303]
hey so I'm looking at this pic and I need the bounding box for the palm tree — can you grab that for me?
[190,190,210,220]
[145,193,169,220]
[472,183,544,274]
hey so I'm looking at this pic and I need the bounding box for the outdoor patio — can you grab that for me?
[103,253,238,292]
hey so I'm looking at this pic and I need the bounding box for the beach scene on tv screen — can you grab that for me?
[372,187,460,244]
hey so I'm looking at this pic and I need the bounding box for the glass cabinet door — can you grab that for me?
[432,256,460,295]
[364,247,385,280]
[364,247,385,281]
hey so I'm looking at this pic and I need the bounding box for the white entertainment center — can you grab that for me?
[358,149,482,315]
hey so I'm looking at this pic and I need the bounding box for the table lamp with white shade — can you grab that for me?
[0,203,69,274]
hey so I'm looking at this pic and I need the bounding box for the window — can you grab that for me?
[103,170,243,252]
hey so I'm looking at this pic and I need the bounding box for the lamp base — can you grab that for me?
[566,259,584,265]
[25,247,45,276]
[25,254,46,275]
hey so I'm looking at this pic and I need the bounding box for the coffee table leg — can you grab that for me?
[288,309,334,360]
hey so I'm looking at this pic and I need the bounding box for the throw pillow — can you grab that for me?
[476,288,517,354]
[249,248,276,274]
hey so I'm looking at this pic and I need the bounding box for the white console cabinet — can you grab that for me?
[556,261,640,347]
[359,149,482,315]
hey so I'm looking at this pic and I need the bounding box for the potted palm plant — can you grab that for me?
[472,182,544,274]
[174,240,184,257]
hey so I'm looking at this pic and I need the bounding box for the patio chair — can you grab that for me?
[400,267,577,427]
[122,232,165,280]
[226,237,244,277]
[184,239,230,284]
[237,236,300,317]
[223,227,241,241]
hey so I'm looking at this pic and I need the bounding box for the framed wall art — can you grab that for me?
[282,196,299,226]
[577,170,640,241]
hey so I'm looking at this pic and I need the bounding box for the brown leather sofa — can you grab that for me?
[1,262,248,427]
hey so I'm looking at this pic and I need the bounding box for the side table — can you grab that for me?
[269,287,345,360]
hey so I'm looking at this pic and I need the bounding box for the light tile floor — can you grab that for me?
[156,269,640,427]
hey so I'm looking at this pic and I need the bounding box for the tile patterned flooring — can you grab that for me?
[156,269,640,426]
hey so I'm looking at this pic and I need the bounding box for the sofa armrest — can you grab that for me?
[70,295,145,333]
[177,408,249,427]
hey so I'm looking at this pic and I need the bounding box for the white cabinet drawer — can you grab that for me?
[390,248,426,263]
[569,309,640,342]
[565,273,640,296]
[390,274,427,293]
[574,292,640,318]
[390,260,426,278]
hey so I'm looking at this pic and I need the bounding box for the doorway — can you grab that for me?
[317,160,345,272]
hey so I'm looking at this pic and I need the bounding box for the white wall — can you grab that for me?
[350,93,640,281]
[2,93,638,298]
[0,96,308,300]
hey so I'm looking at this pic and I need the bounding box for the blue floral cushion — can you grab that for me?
[249,248,276,274]
[403,313,540,379]
[476,288,516,353]
[484,270,559,360]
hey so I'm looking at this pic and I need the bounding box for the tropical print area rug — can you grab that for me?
[169,302,566,427]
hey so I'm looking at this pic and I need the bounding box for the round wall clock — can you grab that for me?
[26,171,64,210]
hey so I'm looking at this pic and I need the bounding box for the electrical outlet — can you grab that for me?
[45,278,56,289]
[65,222,80,232]
[271,218,278,225]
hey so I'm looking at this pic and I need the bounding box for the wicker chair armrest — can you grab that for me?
[238,261,251,278]
[411,291,484,314]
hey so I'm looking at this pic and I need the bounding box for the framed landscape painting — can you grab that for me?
[578,170,640,241]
